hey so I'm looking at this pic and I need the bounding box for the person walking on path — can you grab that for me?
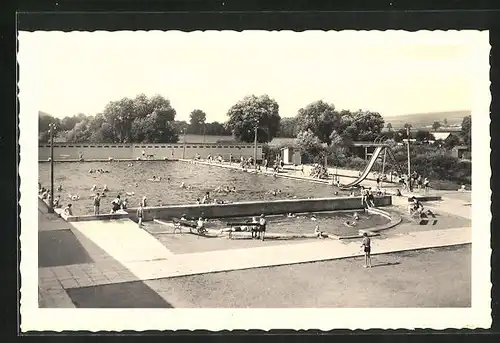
[361,232,372,268]
[93,192,101,215]
[137,203,144,227]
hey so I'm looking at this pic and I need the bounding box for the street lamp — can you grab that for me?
[253,126,258,171]
[406,126,412,191]
[182,128,187,159]
[48,123,56,213]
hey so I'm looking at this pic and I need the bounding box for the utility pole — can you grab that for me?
[182,128,187,159]
[203,123,206,144]
[254,126,258,170]
[406,126,412,191]
[48,123,56,213]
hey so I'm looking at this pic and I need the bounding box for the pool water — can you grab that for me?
[209,211,390,237]
[39,161,349,215]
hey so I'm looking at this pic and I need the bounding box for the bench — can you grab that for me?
[172,218,207,235]
[226,221,264,239]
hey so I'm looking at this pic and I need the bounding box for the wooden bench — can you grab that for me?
[172,218,207,235]
[226,221,264,239]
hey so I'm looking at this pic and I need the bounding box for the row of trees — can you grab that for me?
[39,94,385,146]
[39,93,471,153]
[39,94,231,144]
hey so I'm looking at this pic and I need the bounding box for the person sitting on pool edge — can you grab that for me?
[202,191,211,204]
[408,196,425,216]
[314,225,325,239]
[53,195,61,208]
[63,203,73,216]
[110,195,122,214]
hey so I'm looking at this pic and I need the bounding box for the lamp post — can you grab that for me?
[406,126,412,191]
[48,123,56,213]
[182,128,187,159]
[253,126,258,171]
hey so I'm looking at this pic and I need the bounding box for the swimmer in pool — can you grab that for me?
[67,193,79,201]
[90,184,97,192]
[57,184,63,192]
[103,184,109,192]
[344,220,357,227]
[287,213,296,218]
[180,182,186,188]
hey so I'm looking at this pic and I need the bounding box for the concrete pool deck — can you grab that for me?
[38,199,471,308]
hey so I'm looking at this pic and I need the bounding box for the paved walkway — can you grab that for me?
[37,184,473,308]
[40,219,471,291]
[70,219,174,263]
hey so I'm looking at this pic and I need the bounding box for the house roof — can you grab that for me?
[432,132,452,140]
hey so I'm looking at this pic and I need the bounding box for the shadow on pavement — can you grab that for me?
[371,261,401,268]
[38,230,94,268]
[67,281,174,308]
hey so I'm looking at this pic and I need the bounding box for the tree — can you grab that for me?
[386,122,393,131]
[66,119,92,143]
[444,133,461,149]
[60,114,85,132]
[205,121,230,136]
[432,121,441,131]
[131,109,179,143]
[403,123,412,130]
[172,120,189,134]
[295,100,340,145]
[38,111,61,142]
[226,94,281,143]
[443,118,448,126]
[277,117,297,138]
[189,109,207,134]
[102,94,178,143]
[461,115,471,147]
[89,122,116,143]
[338,110,385,142]
[296,130,324,162]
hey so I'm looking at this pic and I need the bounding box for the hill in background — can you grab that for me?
[383,110,470,130]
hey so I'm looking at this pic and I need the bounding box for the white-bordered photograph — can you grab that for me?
[19,29,491,331]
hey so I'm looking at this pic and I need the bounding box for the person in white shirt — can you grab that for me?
[258,214,267,241]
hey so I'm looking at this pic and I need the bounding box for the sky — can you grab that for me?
[19,30,487,122]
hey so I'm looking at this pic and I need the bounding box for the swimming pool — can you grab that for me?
[209,211,390,237]
[39,161,349,215]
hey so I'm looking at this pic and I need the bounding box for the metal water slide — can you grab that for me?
[340,146,385,189]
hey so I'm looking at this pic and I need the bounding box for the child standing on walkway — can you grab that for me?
[361,232,372,268]
[137,203,144,227]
